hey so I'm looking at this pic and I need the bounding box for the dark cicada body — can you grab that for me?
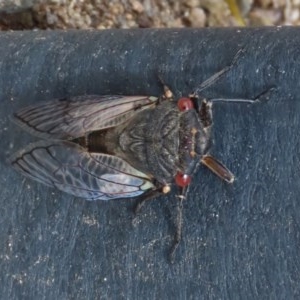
[10,93,236,261]
[10,94,233,201]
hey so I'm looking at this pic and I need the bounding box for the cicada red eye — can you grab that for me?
[177,97,194,111]
[175,171,192,187]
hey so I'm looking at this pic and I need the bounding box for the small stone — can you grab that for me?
[131,1,144,14]
[189,7,206,27]
[125,13,133,21]
[255,0,272,8]
[137,15,153,28]
[184,0,200,8]
[170,18,184,27]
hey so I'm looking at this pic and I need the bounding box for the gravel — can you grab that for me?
[0,0,299,30]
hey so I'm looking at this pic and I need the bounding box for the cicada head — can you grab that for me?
[175,96,233,188]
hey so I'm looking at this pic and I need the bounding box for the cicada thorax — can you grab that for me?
[112,100,181,184]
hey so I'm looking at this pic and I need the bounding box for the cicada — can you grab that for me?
[10,94,234,202]
[10,91,239,261]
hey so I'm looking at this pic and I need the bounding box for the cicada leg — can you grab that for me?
[193,48,245,95]
[201,155,235,183]
[169,186,189,263]
[162,85,174,101]
[198,98,213,128]
[132,185,171,228]
[134,184,171,214]
[156,73,176,102]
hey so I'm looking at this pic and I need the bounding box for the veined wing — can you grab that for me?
[9,140,155,200]
[13,95,158,139]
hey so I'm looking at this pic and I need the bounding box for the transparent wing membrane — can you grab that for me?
[13,95,158,139]
[10,140,154,200]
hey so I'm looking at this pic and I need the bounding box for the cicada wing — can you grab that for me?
[9,140,155,200]
[13,95,158,139]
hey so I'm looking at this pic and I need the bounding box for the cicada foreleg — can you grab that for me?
[201,155,235,183]
[198,98,213,129]
[193,48,245,96]
[196,99,235,183]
